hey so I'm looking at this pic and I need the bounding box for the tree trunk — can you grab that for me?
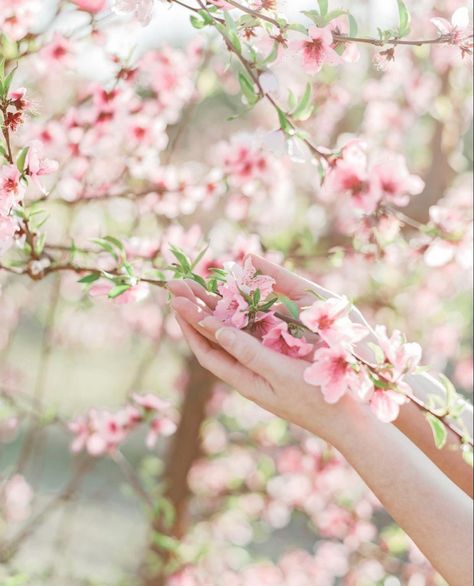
[143,356,215,586]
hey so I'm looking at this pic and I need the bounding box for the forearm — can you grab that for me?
[395,400,473,497]
[325,401,473,586]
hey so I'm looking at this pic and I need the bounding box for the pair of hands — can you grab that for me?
[168,254,367,446]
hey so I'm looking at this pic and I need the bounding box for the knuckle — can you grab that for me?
[237,344,259,369]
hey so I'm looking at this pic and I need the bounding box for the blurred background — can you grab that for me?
[0,0,472,585]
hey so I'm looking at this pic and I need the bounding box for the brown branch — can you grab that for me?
[198,0,473,49]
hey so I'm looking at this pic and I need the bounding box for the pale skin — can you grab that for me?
[168,254,474,586]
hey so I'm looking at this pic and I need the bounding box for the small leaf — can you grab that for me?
[276,107,292,133]
[397,0,411,37]
[426,414,448,450]
[78,273,101,284]
[3,64,18,96]
[16,147,29,173]
[348,13,358,37]
[238,72,259,106]
[108,284,131,299]
[368,343,386,365]
[279,295,299,319]
[292,83,314,121]
[170,245,192,273]
[318,0,328,17]
[152,532,180,552]
[190,15,206,29]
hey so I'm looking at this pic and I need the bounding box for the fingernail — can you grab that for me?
[215,328,236,347]
[171,296,188,310]
[197,316,216,328]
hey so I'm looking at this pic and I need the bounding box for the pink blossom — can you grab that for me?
[72,0,107,13]
[262,320,313,358]
[321,140,380,213]
[40,34,72,66]
[224,257,275,298]
[214,282,250,329]
[9,88,30,111]
[69,410,127,456]
[0,215,18,256]
[371,154,425,207]
[111,0,155,26]
[25,140,59,193]
[146,417,177,448]
[369,390,407,423]
[374,325,422,380]
[300,297,368,348]
[133,393,171,412]
[294,26,343,75]
[304,346,361,404]
[0,165,25,215]
[214,258,276,329]
[1,475,33,523]
[431,7,472,46]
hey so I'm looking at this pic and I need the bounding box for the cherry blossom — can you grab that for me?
[0,475,33,523]
[262,320,313,358]
[293,26,344,75]
[431,7,473,46]
[72,0,107,13]
[300,297,369,348]
[25,140,59,193]
[0,165,25,214]
[110,0,155,26]
[303,346,364,404]
[374,325,423,382]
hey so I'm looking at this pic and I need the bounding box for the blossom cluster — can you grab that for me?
[68,393,177,456]
[213,259,423,423]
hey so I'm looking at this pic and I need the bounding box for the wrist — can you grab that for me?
[302,392,371,449]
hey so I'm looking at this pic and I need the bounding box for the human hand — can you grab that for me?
[168,255,366,445]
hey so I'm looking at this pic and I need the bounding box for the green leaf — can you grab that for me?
[190,15,206,29]
[238,72,259,106]
[279,295,299,319]
[397,0,411,37]
[16,146,29,173]
[170,245,192,273]
[426,414,448,450]
[262,41,279,65]
[224,11,242,54]
[348,13,358,37]
[108,284,132,299]
[318,0,328,17]
[302,10,322,26]
[276,107,292,133]
[2,64,17,96]
[368,342,385,365]
[152,532,180,552]
[292,83,314,121]
[78,273,101,284]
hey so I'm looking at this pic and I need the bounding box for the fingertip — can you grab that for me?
[215,327,237,348]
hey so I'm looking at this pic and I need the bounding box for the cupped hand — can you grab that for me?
[168,255,364,444]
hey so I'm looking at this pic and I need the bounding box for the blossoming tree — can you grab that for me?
[0,0,473,585]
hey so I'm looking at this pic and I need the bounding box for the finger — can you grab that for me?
[173,298,223,345]
[249,254,335,305]
[171,296,212,326]
[167,280,197,302]
[176,316,273,405]
[183,279,219,310]
[213,326,307,384]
